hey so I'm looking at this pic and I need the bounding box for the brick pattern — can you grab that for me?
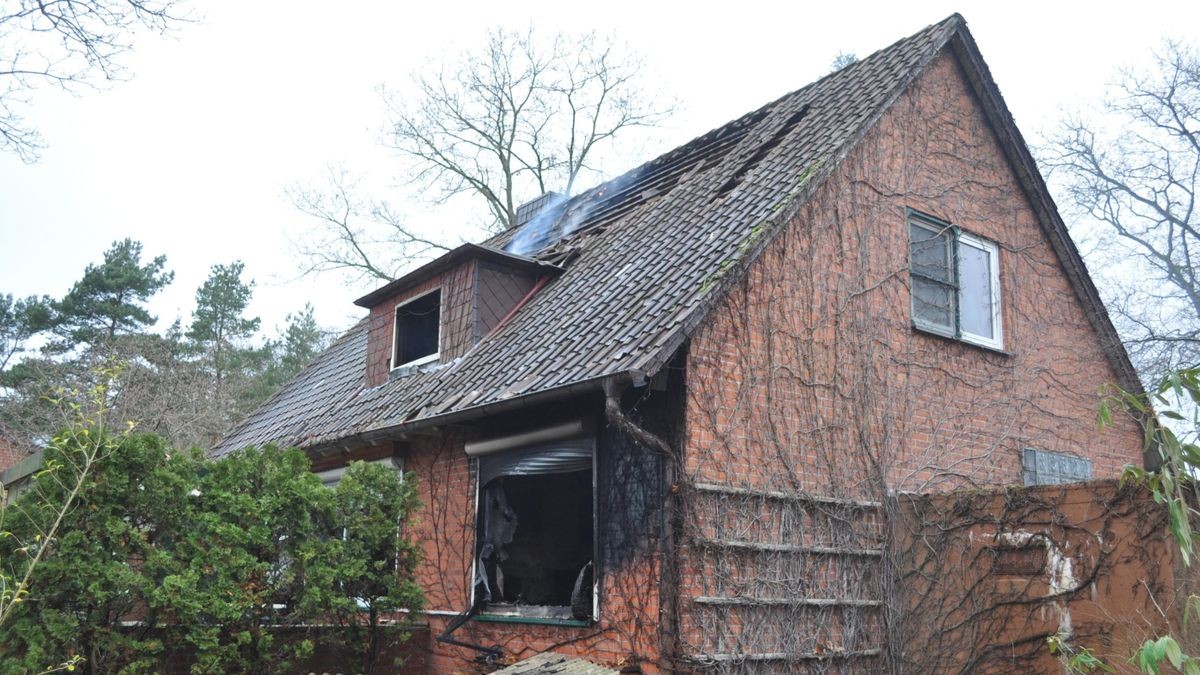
[893,481,1193,672]
[684,50,1143,495]
[0,427,30,475]
[400,418,669,673]
[677,49,1145,670]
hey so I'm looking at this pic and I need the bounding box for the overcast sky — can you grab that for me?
[1,0,1195,337]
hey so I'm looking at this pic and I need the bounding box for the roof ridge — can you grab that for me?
[491,14,965,254]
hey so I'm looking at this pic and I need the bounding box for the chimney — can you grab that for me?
[514,192,566,229]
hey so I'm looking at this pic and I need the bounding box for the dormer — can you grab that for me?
[355,244,562,388]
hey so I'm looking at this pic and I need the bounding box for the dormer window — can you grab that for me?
[392,289,441,369]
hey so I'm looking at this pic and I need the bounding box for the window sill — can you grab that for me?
[911,324,1013,357]
[474,613,594,628]
[389,353,440,379]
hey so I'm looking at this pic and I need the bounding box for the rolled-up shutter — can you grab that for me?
[478,437,593,486]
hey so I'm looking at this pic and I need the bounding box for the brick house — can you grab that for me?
[216,15,1148,672]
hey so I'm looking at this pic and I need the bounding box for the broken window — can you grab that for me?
[392,289,441,368]
[473,437,595,621]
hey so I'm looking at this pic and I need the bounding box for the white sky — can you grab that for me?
[1,0,1195,337]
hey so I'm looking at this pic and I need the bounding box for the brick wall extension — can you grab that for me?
[893,480,1196,673]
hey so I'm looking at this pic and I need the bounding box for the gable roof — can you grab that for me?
[213,14,1139,456]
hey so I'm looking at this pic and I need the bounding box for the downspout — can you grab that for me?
[435,597,502,663]
[602,378,676,459]
[602,377,683,672]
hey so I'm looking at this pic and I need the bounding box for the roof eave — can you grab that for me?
[301,370,642,456]
[353,243,563,309]
[944,28,1144,398]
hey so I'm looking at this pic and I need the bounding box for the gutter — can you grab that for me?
[308,370,643,455]
[1,449,44,487]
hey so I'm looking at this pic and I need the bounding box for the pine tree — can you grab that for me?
[0,294,52,371]
[51,239,173,353]
[278,303,323,376]
[241,304,328,411]
[187,262,260,438]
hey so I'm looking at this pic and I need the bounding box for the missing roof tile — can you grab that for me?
[714,105,811,201]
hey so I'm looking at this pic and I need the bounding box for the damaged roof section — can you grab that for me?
[214,15,1036,456]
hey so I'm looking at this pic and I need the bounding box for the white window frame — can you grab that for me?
[956,231,1003,350]
[908,212,1004,351]
[390,288,442,370]
[315,455,404,488]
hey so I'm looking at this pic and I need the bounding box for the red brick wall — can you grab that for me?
[893,480,1193,673]
[0,432,27,475]
[671,49,1147,670]
[365,263,476,388]
[684,50,1144,498]
[401,428,666,673]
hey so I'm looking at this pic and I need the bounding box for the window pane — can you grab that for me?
[909,223,952,283]
[395,290,441,365]
[912,277,955,333]
[959,242,994,339]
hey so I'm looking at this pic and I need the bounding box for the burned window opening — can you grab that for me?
[392,289,440,368]
[474,439,596,621]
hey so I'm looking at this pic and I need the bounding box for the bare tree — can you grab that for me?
[1042,41,1200,380]
[384,27,672,231]
[0,0,190,161]
[288,167,453,284]
[292,28,671,287]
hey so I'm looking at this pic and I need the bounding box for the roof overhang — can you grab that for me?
[303,370,645,459]
[353,243,564,309]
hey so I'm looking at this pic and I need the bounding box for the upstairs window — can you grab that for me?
[392,289,441,368]
[908,212,1003,350]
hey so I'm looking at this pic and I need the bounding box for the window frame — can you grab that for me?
[468,434,599,624]
[390,288,442,370]
[907,211,1004,351]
